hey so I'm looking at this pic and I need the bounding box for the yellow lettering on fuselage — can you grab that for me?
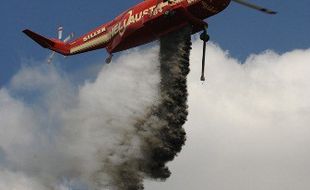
[83,0,177,43]
[72,0,188,54]
[83,27,106,42]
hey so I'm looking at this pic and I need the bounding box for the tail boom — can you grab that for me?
[23,29,71,56]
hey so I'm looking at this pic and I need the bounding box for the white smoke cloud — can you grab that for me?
[146,41,310,190]
[1,39,310,190]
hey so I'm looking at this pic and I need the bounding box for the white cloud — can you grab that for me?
[0,48,160,189]
[146,41,310,190]
[0,170,48,190]
[1,39,310,190]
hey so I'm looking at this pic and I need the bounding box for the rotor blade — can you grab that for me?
[58,26,63,40]
[232,0,277,14]
[63,32,74,43]
[47,51,56,64]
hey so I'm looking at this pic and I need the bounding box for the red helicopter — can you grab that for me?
[23,0,276,81]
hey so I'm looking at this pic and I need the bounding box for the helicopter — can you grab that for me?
[23,0,276,81]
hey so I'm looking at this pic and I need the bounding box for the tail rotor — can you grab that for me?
[47,26,74,64]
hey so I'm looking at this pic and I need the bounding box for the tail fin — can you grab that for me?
[23,29,70,55]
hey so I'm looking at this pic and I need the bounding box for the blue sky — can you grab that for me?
[0,0,310,85]
[1,0,309,86]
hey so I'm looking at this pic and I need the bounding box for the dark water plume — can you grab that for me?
[108,26,193,190]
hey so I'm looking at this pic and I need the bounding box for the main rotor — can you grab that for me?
[231,0,277,14]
